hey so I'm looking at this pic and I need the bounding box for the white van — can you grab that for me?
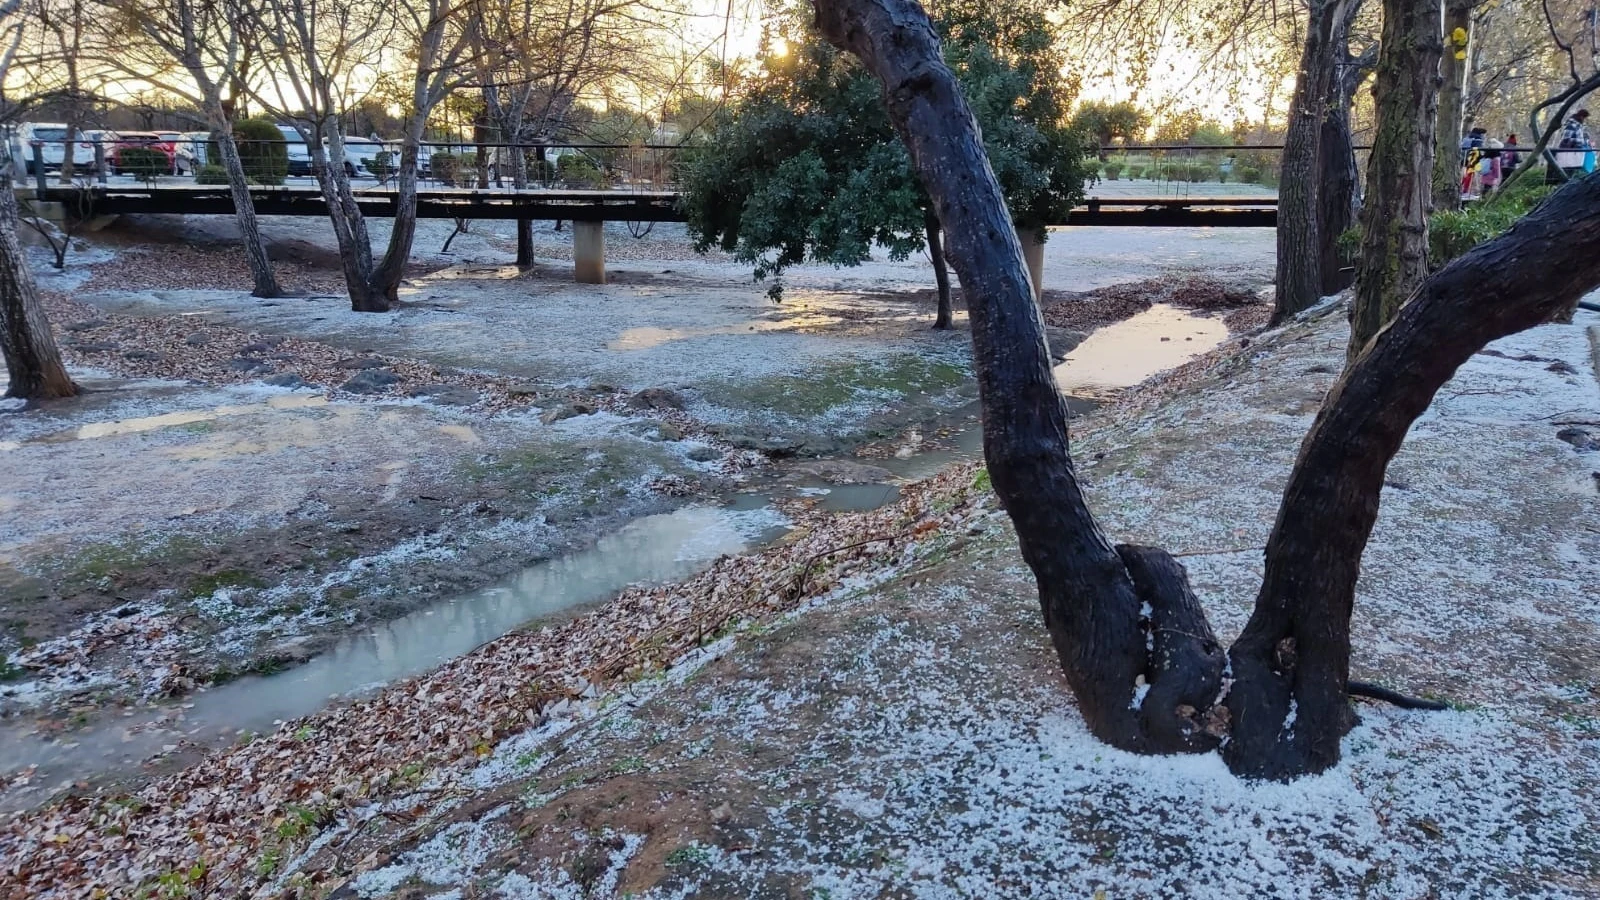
[16,123,96,172]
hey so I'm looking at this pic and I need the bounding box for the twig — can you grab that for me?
[1348,679,1449,711]
[1171,546,1262,558]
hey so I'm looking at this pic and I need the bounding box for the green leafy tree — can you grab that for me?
[1070,100,1150,157]
[682,0,1088,328]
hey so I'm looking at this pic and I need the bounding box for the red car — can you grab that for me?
[109,132,178,174]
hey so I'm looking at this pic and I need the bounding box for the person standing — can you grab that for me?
[1502,134,1521,172]
[1479,138,1503,195]
[1460,126,1487,196]
[1561,109,1592,150]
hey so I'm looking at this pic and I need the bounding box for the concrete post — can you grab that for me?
[31,143,46,193]
[93,141,107,185]
[1016,226,1046,302]
[573,220,606,284]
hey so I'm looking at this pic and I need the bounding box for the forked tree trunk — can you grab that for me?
[0,173,78,399]
[1351,0,1441,362]
[1273,0,1351,322]
[1318,43,1376,296]
[925,211,952,329]
[1227,177,1600,777]
[1432,0,1474,212]
[308,136,382,312]
[371,133,423,305]
[209,111,283,299]
[812,0,1600,779]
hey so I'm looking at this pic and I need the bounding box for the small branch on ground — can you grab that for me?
[1347,680,1450,710]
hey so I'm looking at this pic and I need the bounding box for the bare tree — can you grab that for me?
[809,0,1600,780]
[250,0,471,311]
[1349,0,1442,361]
[23,0,99,184]
[0,0,78,399]
[467,0,683,267]
[99,0,284,297]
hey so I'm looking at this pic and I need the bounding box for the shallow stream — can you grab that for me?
[0,302,1227,813]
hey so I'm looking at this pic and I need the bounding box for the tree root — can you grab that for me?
[1347,679,1449,710]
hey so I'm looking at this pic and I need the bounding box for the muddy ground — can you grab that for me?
[0,216,1272,759]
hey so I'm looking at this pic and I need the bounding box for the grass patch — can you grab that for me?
[186,568,266,598]
[62,534,210,591]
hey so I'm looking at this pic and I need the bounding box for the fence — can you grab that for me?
[5,137,1402,198]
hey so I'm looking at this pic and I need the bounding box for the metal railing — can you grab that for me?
[5,137,700,193]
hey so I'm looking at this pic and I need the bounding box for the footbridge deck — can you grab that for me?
[24,181,1277,228]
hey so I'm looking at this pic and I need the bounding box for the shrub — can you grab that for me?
[431,151,461,185]
[118,147,169,183]
[1341,177,1552,269]
[364,150,395,182]
[1103,162,1123,180]
[231,118,288,186]
[1236,165,1262,184]
[1429,179,1553,265]
[1125,164,1144,179]
[195,164,229,185]
[1083,159,1102,180]
[556,153,607,188]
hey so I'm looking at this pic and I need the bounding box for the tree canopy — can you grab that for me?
[681,0,1089,310]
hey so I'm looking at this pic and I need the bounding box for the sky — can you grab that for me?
[685,0,1283,127]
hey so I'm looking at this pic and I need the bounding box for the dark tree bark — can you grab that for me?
[1319,42,1378,296]
[0,172,79,399]
[1432,0,1474,212]
[1351,0,1441,362]
[1228,176,1600,778]
[924,210,952,329]
[1273,0,1354,322]
[515,145,535,268]
[813,0,1221,756]
[812,0,1600,779]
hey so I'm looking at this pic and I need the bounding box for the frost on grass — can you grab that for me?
[329,313,1600,899]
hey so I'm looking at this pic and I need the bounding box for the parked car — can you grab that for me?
[109,132,178,175]
[173,131,211,171]
[338,138,393,178]
[274,125,314,176]
[16,122,96,172]
[152,132,199,175]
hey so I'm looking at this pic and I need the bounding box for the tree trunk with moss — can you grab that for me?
[1351,0,1441,361]
[1432,0,1473,212]
[1319,42,1377,296]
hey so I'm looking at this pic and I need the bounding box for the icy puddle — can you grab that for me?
[0,394,328,450]
[0,503,790,812]
[1054,303,1228,394]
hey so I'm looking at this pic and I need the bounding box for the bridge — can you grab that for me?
[25,180,1277,227]
[22,179,1275,285]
